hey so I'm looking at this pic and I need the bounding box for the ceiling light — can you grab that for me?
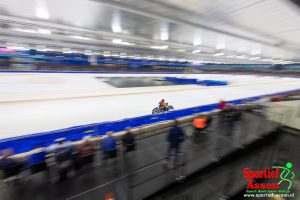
[112,39,135,46]
[192,50,201,53]
[84,50,93,55]
[36,45,47,51]
[38,49,48,52]
[177,49,186,52]
[160,23,169,41]
[92,52,101,55]
[281,61,294,64]
[37,29,51,34]
[70,35,91,40]
[150,45,168,49]
[112,24,122,33]
[191,61,203,65]
[62,48,71,53]
[111,53,119,57]
[121,42,135,46]
[249,57,261,60]
[36,0,50,19]
[36,9,49,19]
[236,55,248,59]
[160,32,169,41]
[112,10,122,33]
[214,52,224,56]
[272,59,283,63]
[112,39,122,44]
[7,46,30,51]
[261,58,273,62]
[14,28,37,34]
[178,59,187,62]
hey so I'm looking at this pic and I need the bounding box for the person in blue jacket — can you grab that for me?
[166,120,185,167]
[101,131,117,160]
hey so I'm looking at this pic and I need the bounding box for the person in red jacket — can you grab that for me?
[218,99,227,110]
[159,99,166,111]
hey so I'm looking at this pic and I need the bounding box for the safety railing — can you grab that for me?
[62,110,286,200]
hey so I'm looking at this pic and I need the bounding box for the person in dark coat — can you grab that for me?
[78,136,95,167]
[166,120,185,166]
[122,128,136,153]
[0,148,23,178]
[0,149,18,170]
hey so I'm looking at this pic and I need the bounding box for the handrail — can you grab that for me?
[65,111,284,200]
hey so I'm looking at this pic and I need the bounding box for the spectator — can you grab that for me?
[166,120,185,167]
[193,116,207,130]
[192,116,207,143]
[47,138,75,182]
[122,128,136,153]
[219,99,227,110]
[221,106,242,136]
[101,132,117,160]
[28,145,47,175]
[0,149,17,169]
[78,136,94,167]
[0,148,23,179]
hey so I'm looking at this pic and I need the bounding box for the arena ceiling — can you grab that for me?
[0,0,299,64]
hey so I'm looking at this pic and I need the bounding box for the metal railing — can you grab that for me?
[61,110,287,200]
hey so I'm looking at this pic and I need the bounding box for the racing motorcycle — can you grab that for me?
[152,102,174,114]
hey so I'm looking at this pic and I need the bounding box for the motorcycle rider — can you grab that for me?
[159,99,166,112]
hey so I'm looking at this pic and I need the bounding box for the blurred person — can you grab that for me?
[122,128,136,153]
[246,96,270,118]
[165,120,185,168]
[47,138,75,182]
[221,105,242,136]
[0,148,24,179]
[78,136,95,167]
[192,116,207,143]
[258,95,271,104]
[218,99,227,110]
[47,138,74,155]
[193,116,207,130]
[28,145,48,175]
[0,148,16,169]
[101,132,117,166]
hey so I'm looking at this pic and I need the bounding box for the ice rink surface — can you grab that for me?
[1,72,300,140]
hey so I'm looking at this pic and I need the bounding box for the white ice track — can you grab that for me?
[1,72,300,140]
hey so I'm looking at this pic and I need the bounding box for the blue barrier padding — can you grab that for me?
[165,77,198,84]
[165,77,228,86]
[1,88,300,154]
[199,80,228,86]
